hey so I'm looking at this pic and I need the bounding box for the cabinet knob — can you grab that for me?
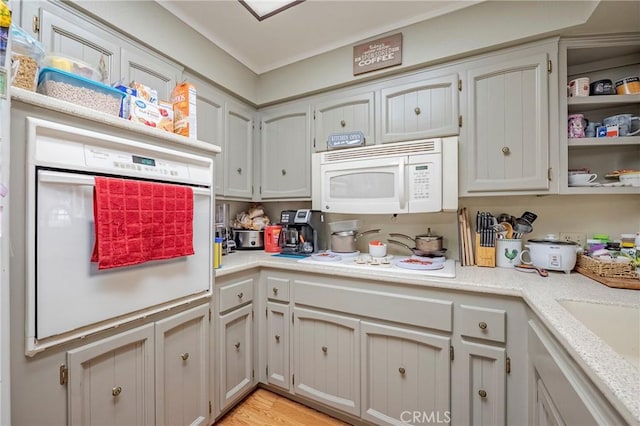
[478,389,487,398]
[275,334,280,342]
[281,169,287,176]
[322,346,328,353]
[272,287,279,295]
[112,386,122,397]
[414,107,421,115]
[237,292,244,299]
[478,321,488,330]
[501,147,510,155]
[181,352,189,361]
[236,167,242,174]
[340,120,346,127]
[235,342,241,350]
[398,367,406,375]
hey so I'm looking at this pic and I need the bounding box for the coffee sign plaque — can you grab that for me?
[353,33,402,76]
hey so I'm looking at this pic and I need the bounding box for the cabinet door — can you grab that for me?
[155,304,209,426]
[533,373,566,426]
[379,74,459,143]
[267,302,290,390]
[462,44,553,193]
[219,303,253,411]
[453,341,506,426]
[360,321,451,426]
[38,6,121,83]
[224,100,254,199]
[67,324,155,426]
[293,307,360,416]
[120,44,183,102]
[260,103,311,198]
[313,91,375,151]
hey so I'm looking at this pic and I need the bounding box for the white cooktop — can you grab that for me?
[298,255,456,278]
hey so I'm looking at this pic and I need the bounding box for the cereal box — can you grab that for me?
[171,82,197,138]
[130,81,158,105]
[158,100,174,133]
[128,95,161,129]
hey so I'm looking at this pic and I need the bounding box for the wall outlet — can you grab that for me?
[559,232,586,248]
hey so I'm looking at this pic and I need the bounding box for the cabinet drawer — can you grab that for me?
[266,276,290,302]
[219,278,254,312]
[459,304,506,343]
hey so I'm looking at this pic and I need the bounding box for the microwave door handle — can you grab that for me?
[398,158,406,210]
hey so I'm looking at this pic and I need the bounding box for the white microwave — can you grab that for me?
[312,137,458,214]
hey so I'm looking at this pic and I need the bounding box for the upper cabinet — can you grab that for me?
[312,91,375,152]
[224,100,255,199]
[459,39,558,195]
[119,44,183,102]
[378,72,459,143]
[259,102,312,199]
[560,35,640,195]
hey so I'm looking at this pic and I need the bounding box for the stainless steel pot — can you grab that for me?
[387,239,447,257]
[389,228,443,252]
[330,229,380,253]
[233,229,264,250]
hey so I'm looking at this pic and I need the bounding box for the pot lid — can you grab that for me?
[528,238,577,246]
[415,234,442,241]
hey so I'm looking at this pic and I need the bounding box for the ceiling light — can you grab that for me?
[239,0,304,21]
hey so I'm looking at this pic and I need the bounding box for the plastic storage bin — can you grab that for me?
[43,53,101,82]
[37,67,125,116]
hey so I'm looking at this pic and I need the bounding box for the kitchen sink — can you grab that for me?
[558,300,640,370]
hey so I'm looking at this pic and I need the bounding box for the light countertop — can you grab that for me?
[216,251,640,423]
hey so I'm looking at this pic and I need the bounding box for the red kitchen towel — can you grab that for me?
[91,177,194,270]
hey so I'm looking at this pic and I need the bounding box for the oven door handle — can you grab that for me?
[37,171,211,195]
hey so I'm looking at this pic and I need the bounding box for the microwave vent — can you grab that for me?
[322,139,438,162]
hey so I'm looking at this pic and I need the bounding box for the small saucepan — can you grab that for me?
[388,228,443,252]
[387,239,447,257]
[331,229,380,253]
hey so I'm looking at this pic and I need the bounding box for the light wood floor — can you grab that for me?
[216,388,351,425]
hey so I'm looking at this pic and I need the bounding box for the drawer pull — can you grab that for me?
[272,287,279,295]
[235,342,241,350]
[501,147,510,155]
[237,292,244,299]
[398,367,406,375]
[112,386,122,397]
[478,321,488,330]
[181,352,189,361]
[275,334,280,342]
[478,389,487,398]
[236,167,242,174]
[340,120,346,127]
[414,107,421,115]
[322,346,328,353]
[281,169,287,176]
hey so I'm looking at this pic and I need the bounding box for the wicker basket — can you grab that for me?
[576,254,638,279]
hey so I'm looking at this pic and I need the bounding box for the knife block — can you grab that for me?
[475,233,496,267]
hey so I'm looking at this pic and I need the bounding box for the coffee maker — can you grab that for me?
[278,209,327,255]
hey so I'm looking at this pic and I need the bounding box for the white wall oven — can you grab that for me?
[23,118,213,355]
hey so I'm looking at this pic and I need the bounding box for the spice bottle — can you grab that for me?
[214,237,223,269]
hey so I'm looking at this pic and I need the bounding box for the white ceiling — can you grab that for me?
[156,0,482,74]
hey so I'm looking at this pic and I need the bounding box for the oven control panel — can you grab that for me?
[84,146,190,180]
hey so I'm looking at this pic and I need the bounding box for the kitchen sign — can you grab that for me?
[353,33,402,76]
[327,131,365,149]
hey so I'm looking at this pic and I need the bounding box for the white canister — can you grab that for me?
[568,77,590,97]
[496,239,523,268]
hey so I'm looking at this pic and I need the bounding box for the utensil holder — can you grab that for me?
[475,233,496,267]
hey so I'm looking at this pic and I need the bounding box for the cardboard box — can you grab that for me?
[130,81,158,105]
[171,82,197,138]
[158,100,174,133]
[128,95,161,128]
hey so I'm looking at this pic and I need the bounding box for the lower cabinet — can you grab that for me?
[67,324,155,426]
[67,304,210,426]
[155,304,210,426]
[266,301,290,390]
[360,321,451,426]
[218,302,254,412]
[293,307,361,417]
